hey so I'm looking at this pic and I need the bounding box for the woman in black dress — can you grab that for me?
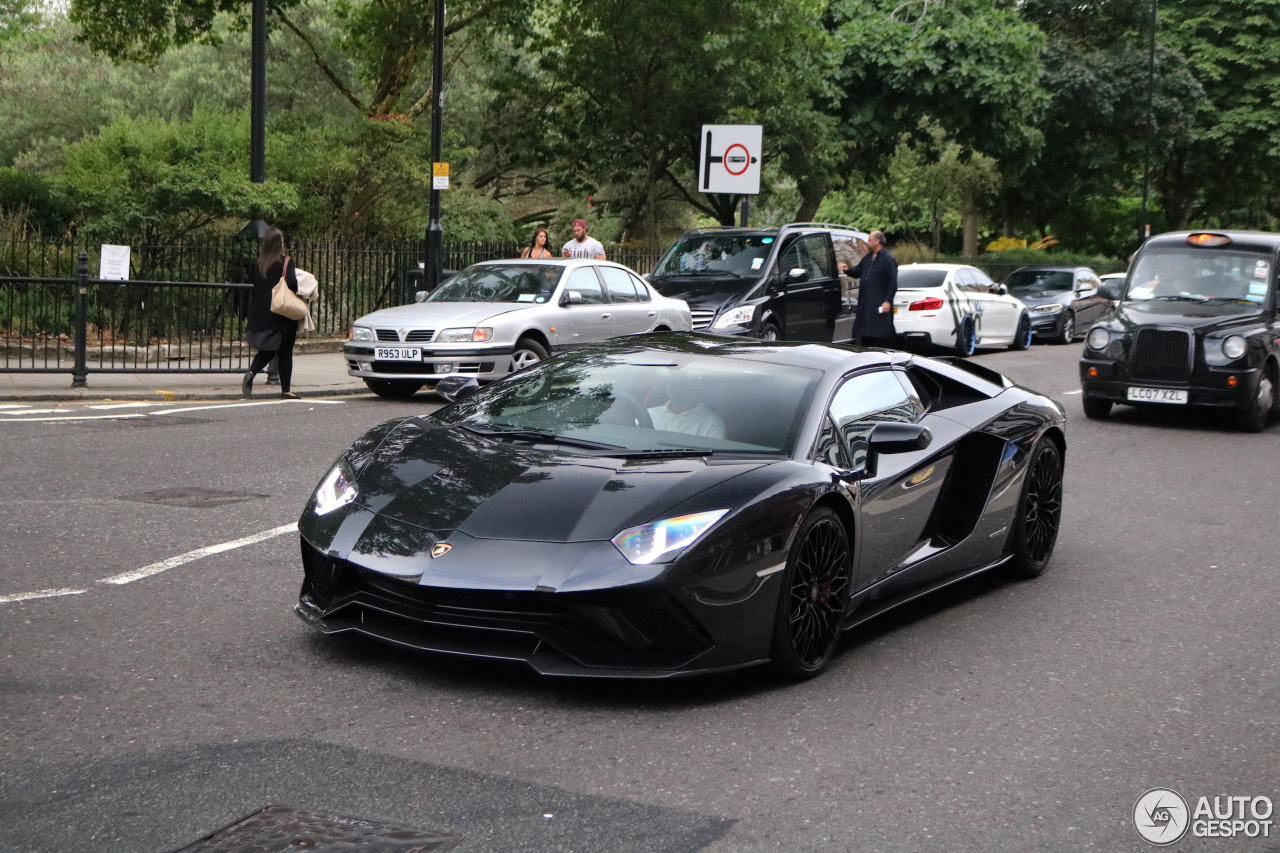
[243,227,301,398]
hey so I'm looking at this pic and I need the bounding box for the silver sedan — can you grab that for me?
[343,259,693,397]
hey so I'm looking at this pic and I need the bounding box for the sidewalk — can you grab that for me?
[0,352,370,401]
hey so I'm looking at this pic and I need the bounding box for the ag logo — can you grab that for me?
[430,543,452,558]
[1134,788,1190,845]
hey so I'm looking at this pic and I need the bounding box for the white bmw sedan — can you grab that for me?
[891,263,1033,356]
[344,259,692,397]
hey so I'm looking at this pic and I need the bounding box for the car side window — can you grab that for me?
[628,272,652,302]
[778,238,809,279]
[827,370,922,468]
[953,269,975,292]
[815,415,850,468]
[564,267,606,304]
[800,235,834,278]
[971,269,995,291]
[599,267,639,303]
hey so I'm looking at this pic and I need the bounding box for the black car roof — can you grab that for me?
[678,224,864,238]
[1144,230,1280,253]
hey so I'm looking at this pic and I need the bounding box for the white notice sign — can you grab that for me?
[699,125,762,195]
[99,244,131,281]
[432,175,450,190]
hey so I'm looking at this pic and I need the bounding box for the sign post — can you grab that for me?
[699,124,762,225]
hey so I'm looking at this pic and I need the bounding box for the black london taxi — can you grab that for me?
[1079,231,1280,431]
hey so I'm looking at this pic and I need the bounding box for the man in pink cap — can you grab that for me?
[561,219,606,259]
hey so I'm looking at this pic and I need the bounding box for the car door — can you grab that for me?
[970,268,1019,341]
[822,369,947,591]
[1071,270,1107,326]
[777,234,838,340]
[556,265,614,348]
[597,266,655,335]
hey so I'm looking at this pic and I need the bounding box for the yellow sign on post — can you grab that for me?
[432,162,450,189]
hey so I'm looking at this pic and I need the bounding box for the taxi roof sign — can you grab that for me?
[1187,232,1231,247]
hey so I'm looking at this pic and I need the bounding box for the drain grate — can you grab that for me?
[175,805,464,852]
[120,487,269,508]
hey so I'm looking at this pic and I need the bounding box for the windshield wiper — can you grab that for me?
[1144,294,1208,303]
[1201,297,1257,304]
[458,424,625,451]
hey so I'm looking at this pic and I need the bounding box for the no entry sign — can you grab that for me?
[700,125,761,195]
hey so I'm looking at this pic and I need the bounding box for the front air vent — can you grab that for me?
[690,311,716,331]
[1131,328,1191,382]
[375,329,400,342]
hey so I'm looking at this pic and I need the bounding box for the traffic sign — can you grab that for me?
[699,125,761,195]
[432,162,450,190]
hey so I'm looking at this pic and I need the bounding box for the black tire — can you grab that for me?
[953,318,976,357]
[510,337,549,373]
[769,506,852,680]
[1234,373,1274,433]
[1006,438,1064,579]
[1055,313,1075,345]
[757,321,781,342]
[1082,397,1112,419]
[364,378,421,399]
[1010,312,1033,351]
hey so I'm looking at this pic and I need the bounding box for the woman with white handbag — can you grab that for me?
[243,227,307,399]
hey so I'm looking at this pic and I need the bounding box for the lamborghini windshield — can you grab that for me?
[434,348,821,456]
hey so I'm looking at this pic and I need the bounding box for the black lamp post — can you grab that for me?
[1139,0,1157,243]
[250,0,266,185]
[424,0,446,291]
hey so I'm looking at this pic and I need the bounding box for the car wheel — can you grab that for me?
[1010,313,1033,351]
[757,322,781,342]
[510,337,549,373]
[1234,373,1274,433]
[953,318,976,357]
[363,379,421,399]
[769,506,852,680]
[1006,437,1064,579]
[1055,313,1075,345]
[1082,397,1112,419]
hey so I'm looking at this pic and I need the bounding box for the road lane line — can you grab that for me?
[0,588,87,604]
[0,404,31,410]
[2,408,72,415]
[152,399,345,415]
[88,402,160,409]
[0,414,146,422]
[98,523,299,585]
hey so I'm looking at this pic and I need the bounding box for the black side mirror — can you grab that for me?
[833,423,933,482]
[435,376,479,402]
[1097,282,1122,301]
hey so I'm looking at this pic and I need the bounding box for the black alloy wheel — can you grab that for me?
[511,337,549,373]
[1010,313,1033,351]
[1006,438,1064,578]
[1235,372,1274,433]
[770,507,852,680]
[364,379,421,399]
[1081,397,1112,419]
[1056,313,1075,345]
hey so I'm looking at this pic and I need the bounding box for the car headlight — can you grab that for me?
[350,325,375,341]
[611,509,729,565]
[1221,335,1247,359]
[1086,327,1111,350]
[437,327,493,342]
[712,306,756,329]
[1031,304,1064,315]
[314,459,358,515]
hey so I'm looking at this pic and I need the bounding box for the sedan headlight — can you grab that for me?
[712,305,756,329]
[1031,303,1064,315]
[314,459,358,515]
[1086,327,1111,351]
[1221,335,1247,359]
[350,325,375,341]
[611,509,729,565]
[437,327,493,343]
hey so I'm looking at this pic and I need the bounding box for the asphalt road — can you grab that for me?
[1,343,1278,853]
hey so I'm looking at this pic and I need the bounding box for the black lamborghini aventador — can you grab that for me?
[295,333,1066,680]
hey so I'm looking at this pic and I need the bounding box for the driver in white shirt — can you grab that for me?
[647,371,726,438]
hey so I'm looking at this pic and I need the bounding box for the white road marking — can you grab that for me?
[2,408,72,415]
[98,523,299,585]
[0,414,146,422]
[88,402,160,409]
[0,404,31,410]
[1061,390,1082,395]
[152,399,345,416]
[0,588,87,604]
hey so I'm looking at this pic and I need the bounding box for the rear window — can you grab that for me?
[897,269,948,289]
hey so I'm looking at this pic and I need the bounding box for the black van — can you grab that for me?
[646,223,869,342]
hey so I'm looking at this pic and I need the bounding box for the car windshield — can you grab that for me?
[897,269,948,289]
[434,348,822,456]
[426,264,564,303]
[1005,270,1074,297]
[1125,248,1271,304]
[650,235,775,281]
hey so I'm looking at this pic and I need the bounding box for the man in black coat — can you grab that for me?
[847,230,898,348]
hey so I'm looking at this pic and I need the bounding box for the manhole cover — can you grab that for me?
[176,805,463,852]
[120,487,269,508]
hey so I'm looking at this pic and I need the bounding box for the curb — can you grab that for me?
[0,384,376,403]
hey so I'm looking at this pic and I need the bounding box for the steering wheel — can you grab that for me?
[600,391,652,429]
